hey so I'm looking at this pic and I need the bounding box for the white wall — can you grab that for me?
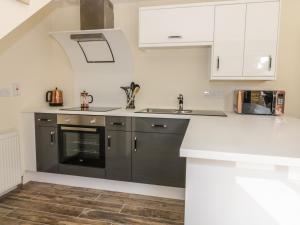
[0,1,75,132]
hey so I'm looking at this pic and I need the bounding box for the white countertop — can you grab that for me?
[181,113,300,167]
[27,107,300,167]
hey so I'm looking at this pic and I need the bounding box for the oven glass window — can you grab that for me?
[60,128,105,168]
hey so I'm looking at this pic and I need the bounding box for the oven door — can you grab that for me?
[59,126,105,168]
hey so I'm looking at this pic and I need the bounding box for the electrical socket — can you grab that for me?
[202,90,225,98]
[0,83,20,97]
[11,83,20,96]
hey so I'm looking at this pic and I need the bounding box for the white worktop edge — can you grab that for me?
[180,148,300,167]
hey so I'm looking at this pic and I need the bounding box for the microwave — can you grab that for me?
[234,90,285,116]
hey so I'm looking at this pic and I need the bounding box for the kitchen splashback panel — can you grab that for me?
[51,29,133,107]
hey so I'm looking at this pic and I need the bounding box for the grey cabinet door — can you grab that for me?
[106,130,132,181]
[132,132,186,188]
[36,126,58,173]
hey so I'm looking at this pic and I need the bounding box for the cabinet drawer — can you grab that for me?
[35,113,57,126]
[139,6,214,47]
[106,117,132,131]
[132,118,189,134]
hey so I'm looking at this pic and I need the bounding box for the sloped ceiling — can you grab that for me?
[0,0,52,39]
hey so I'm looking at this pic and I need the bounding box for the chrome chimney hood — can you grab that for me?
[51,0,121,64]
[80,0,114,30]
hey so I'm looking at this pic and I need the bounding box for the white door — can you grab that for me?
[243,2,280,78]
[139,6,214,46]
[212,4,246,78]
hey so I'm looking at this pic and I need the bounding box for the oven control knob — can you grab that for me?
[90,119,96,124]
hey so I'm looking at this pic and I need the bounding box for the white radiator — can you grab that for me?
[0,132,21,196]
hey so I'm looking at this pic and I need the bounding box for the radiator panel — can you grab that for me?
[0,132,21,196]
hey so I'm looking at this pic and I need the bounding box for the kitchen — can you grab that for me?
[0,0,300,225]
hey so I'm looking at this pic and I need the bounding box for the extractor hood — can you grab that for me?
[50,0,134,107]
[70,33,115,63]
[51,0,121,64]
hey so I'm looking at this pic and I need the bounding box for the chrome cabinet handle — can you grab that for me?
[90,119,96,124]
[151,124,167,128]
[110,122,125,126]
[134,137,137,152]
[64,118,71,123]
[60,127,97,132]
[38,118,52,122]
[50,131,55,145]
[107,136,111,150]
[269,55,272,71]
[217,56,220,70]
[168,35,182,39]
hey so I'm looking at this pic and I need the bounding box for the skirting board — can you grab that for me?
[0,186,19,198]
[24,171,185,200]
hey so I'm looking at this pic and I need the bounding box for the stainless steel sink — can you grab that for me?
[135,108,227,117]
[174,110,193,114]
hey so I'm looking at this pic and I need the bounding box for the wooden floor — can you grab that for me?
[0,182,184,225]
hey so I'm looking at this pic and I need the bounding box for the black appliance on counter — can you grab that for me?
[57,114,106,169]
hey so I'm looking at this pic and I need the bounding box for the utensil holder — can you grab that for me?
[126,97,135,109]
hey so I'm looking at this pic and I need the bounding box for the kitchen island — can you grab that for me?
[180,113,300,225]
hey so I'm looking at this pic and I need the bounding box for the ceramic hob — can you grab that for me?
[60,107,120,112]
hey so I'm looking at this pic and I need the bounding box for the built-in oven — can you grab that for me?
[57,114,105,168]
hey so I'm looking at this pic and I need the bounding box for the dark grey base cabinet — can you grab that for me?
[131,117,189,188]
[35,113,59,173]
[35,114,189,188]
[132,132,186,187]
[105,117,188,187]
[106,130,132,181]
[105,117,132,181]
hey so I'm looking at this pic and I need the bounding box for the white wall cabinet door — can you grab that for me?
[212,4,246,78]
[139,6,214,47]
[243,2,280,78]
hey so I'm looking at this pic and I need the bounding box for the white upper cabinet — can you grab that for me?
[139,6,215,47]
[243,2,280,79]
[139,0,280,80]
[211,1,280,80]
[212,4,247,78]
